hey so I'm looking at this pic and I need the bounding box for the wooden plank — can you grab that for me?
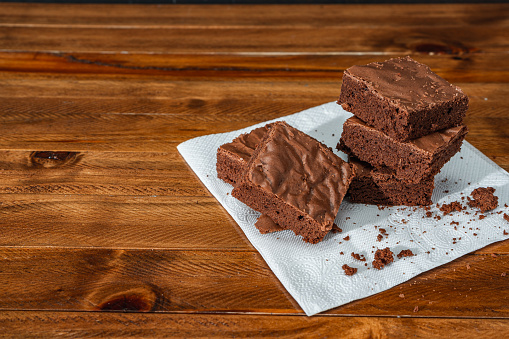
[0,26,506,54]
[0,150,210,196]
[0,195,251,250]
[1,311,509,339]
[0,191,507,252]
[1,52,508,83]
[0,248,509,316]
[0,3,508,28]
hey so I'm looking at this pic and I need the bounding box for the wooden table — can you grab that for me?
[0,3,508,337]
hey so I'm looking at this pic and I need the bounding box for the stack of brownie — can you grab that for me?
[336,56,469,206]
[217,121,355,243]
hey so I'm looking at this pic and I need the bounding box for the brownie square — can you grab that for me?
[338,56,469,141]
[348,157,434,206]
[217,124,286,235]
[232,121,355,244]
[338,116,468,183]
[217,124,272,186]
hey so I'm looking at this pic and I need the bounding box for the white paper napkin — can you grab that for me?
[177,102,509,316]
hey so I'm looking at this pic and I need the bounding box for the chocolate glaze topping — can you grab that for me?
[346,56,466,111]
[221,125,272,162]
[248,121,353,225]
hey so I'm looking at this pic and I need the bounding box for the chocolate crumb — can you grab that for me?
[372,247,394,270]
[342,264,357,276]
[397,249,414,259]
[254,214,285,234]
[450,221,460,226]
[376,234,383,242]
[340,252,344,255]
[426,211,433,218]
[413,306,419,313]
[504,230,508,236]
[331,224,343,234]
[479,215,486,220]
[504,214,509,223]
[379,228,387,234]
[343,236,350,241]
[351,252,366,261]
[440,201,463,215]
[468,187,498,213]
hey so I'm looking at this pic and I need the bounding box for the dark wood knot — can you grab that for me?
[29,151,81,168]
[91,285,165,312]
[98,294,153,312]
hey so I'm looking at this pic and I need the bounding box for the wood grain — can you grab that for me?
[0,248,508,317]
[0,195,248,250]
[0,192,507,253]
[1,311,509,339]
[0,150,210,196]
[1,26,507,54]
[1,52,508,83]
[1,3,508,28]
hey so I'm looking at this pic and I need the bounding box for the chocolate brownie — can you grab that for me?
[397,249,414,259]
[342,264,357,276]
[372,247,394,270]
[338,116,468,183]
[467,187,499,213]
[255,214,285,234]
[217,124,287,235]
[232,121,355,244]
[337,56,469,141]
[348,157,434,206]
[217,124,272,186]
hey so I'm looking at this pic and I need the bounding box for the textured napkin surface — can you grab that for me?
[177,102,509,316]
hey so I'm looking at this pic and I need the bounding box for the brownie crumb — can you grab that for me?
[342,264,357,276]
[440,201,463,215]
[397,249,414,259]
[372,247,394,270]
[425,211,433,218]
[343,236,350,241]
[504,213,509,223]
[479,215,486,220]
[413,306,419,313]
[379,228,387,234]
[254,214,285,234]
[376,234,383,242]
[467,187,498,213]
[331,224,343,233]
[351,252,366,261]
[450,221,459,226]
[504,230,508,236]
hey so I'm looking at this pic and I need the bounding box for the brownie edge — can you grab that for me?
[216,125,272,186]
[338,56,469,141]
[348,157,434,206]
[338,116,468,183]
[232,121,355,244]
